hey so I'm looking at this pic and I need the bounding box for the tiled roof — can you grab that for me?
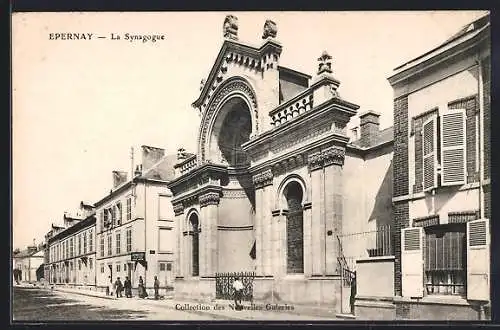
[141,154,178,181]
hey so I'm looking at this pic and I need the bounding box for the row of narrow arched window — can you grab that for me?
[187,181,304,276]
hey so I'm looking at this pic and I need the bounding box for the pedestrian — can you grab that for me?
[154,276,160,300]
[232,276,244,310]
[106,276,112,296]
[115,277,123,298]
[350,271,357,315]
[138,276,148,298]
[124,276,132,298]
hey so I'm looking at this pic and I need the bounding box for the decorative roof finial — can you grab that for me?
[317,50,333,75]
[223,15,238,40]
[262,19,277,39]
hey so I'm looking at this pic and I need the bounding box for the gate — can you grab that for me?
[215,271,255,301]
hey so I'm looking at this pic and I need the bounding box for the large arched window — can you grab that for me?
[189,213,200,277]
[285,181,304,274]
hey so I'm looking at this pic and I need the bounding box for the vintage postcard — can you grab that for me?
[11,10,491,322]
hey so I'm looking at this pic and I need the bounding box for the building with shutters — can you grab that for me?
[385,13,491,320]
[45,202,97,287]
[167,16,394,312]
[94,146,178,296]
[12,242,45,284]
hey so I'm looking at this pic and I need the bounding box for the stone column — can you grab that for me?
[252,169,273,276]
[271,210,281,277]
[173,203,184,278]
[280,210,288,275]
[199,192,220,276]
[308,151,325,275]
[303,202,313,277]
[262,170,274,276]
[322,146,345,275]
[199,204,208,277]
[254,187,263,275]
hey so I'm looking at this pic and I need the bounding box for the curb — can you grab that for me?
[53,288,117,301]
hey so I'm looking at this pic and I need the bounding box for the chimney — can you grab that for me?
[359,110,381,147]
[177,147,187,161]
[134,164,143,177]
[112,170,128,188]
[141,145,165,172]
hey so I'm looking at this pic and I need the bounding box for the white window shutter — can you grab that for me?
[401,227,424,298]
[440,109,466,186]
[422,116,438,191]
[467,219,490,301]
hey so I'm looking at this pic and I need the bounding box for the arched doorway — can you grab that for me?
[284,181,304,274]
[189,213,200,277]
[206,95,255,273]
[208,97,252,168]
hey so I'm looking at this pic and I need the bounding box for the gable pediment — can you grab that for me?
[192,38,282,113]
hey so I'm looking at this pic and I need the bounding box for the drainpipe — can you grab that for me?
[476,58,485,220]
[144,181,148,290]
[476,56,488,321]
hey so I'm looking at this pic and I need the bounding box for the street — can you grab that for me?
[12,287,222,321]
[12,286,339,321]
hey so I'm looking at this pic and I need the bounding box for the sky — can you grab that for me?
[12,10,488,250]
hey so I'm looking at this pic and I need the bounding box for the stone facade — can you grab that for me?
[168,15,394,311]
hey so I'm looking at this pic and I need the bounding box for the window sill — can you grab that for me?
[394,295,470,306]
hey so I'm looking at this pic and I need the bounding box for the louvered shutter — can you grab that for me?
[401,227,424,298]
[467,219,490,301]
[422,116,438,191]
[440,109,466,186]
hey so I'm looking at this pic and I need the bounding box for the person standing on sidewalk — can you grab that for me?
[115,277,123,298]
[232,277,244,310]
[154,276,160,300]
[124,276,132,298]
[138,276,148,298]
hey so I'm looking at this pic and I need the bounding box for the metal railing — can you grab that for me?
[215,271,255,302]
[337,225,394,272]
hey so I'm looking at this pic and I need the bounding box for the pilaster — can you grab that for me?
[252,169,274,276]
[303,202,313,277]
[262,184,273,276]
[309,151,325,275]
[199,191,220,276]
[271,209,281,277]
[307,145,345,276]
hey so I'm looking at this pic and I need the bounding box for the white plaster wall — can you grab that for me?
[409,187,480,225]
[407,67,479,191]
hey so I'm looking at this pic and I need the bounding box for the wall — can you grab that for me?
[356,257,395,298]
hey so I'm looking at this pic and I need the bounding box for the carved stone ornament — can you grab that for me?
[317,50,333,75]
[322,146,345,166]
[223,15,239,40]
[252,169,273,189]
[199,192,221,207]
[307,146,345,171]
[173,203,184,216]
[307,151,324,171]
[262,19,277,39]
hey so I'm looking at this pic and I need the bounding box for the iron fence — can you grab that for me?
[337,224,394,272]
[215,271,255,301]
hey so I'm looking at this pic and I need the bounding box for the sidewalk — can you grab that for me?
[52,286,342,320]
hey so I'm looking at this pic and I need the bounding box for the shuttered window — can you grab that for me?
[401,227,424,298]
[440,109,466,186]
[425,224,466,296]
[422,116,438,191]
[467,219,490,300]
